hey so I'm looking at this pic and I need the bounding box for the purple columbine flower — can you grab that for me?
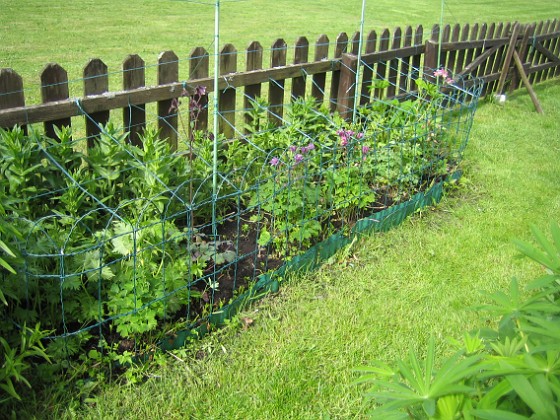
[301,143,315,154]
[289,145,298,153]
[356,132,364,139]
[362,145,370,154]
[270,157,280,167]
[294,154,304,164]
[195,85,207,97]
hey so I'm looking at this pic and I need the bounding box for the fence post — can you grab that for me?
[84,58,110,145]
[0,68,26,134]
[157,51,179,150]
[336,52,358,120]
[41,63,71,139]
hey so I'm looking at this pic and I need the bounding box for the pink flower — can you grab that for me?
[434,68,449,78]
[289,145,298,153]
[356,132,364,139]
[270,157,280,167]
[362,145,370,154]
[293,154,304,164]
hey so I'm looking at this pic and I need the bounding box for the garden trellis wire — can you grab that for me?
[0,48,483,354]
[0,0,493,357]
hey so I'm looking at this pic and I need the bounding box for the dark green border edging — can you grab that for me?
[159,172,460,350]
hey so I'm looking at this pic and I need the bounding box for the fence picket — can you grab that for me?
[189,47,209,134]
[374,28,390,98]
[157,51,179,150]
[123,54,146,146]
[360,30,377,105]
[41,63,71,139]
[387,27,401,98]
[84,58,110,144]
[0,68,26,134]
[219,43,237,138]
[292,37,309,100]
[329,32,348,112]
[268,39,287,125]
[410,26,423,91]
[312,34,329,104]
[244,41,263,131]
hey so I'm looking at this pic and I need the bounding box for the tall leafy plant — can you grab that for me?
[356,222,560,419]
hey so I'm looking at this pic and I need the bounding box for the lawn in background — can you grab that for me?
[1,0,559,102]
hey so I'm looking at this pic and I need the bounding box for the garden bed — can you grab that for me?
[0,72,482,360]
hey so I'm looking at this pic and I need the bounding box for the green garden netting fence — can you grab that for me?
[0,62,483,355]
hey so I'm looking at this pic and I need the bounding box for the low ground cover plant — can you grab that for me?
[356,222,560,419]
[0,72,475,402]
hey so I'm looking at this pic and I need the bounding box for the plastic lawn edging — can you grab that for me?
[159,172,460,351]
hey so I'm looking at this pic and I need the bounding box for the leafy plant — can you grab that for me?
[356,222,560,419]
[1,323,51,403]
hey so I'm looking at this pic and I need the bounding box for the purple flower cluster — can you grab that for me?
[337,129,363,147]
[269,142,315,167]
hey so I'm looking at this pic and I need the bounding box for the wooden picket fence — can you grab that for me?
[0,19,559,146]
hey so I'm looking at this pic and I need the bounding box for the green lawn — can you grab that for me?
[1,0,559,103]
[23,76,557,420]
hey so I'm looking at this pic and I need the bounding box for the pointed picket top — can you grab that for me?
[0,68,25,110]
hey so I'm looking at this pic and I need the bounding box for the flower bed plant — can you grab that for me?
[0,71,481,378]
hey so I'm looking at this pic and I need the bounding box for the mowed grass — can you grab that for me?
[28,79,555,419]
[1,0,559,103]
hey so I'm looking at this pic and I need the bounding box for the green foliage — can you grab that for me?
[1,323,51,403]
[356,222,560,419]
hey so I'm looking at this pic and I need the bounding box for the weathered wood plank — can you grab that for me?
[244,41,263,131]
[410,25,423,91]
[454,24,470,74]
[446,24,461,75]
[386,27,401,98]
[486,22,505,94]
[268,39,287,125]
[292,37,309,100]
[360,30,377,105]
[157,51,178,150]
[336,53,358,119]
[84,58,110,143]
[398,26,413,94]
[189,47,209,135]
[219,43,237,138]
[123,54,145,146]
[0,68,26,133]
[311,34,329,104]
[329,32,348,112]
[41,63,71,139]
[374,28,390,99]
